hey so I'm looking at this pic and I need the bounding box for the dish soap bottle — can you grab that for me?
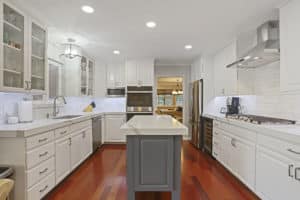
[83,102,96,112]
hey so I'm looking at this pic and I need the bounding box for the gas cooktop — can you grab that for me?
[225,114,296,125]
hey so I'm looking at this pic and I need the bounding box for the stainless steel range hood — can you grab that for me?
[226,20,280,68]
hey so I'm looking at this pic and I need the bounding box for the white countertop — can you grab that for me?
[0,111,125,138]
[203,113,300,145]
[120,115,188,136]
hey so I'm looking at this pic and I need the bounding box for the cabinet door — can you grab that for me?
[220,133,233,170]
[280,0,300,92]
[125,60,138,86]
[30,20,47,92]
[105,115,126,142]
[234,138,255,189]
[256,146,297,200]
[70,133,83,169]
[106,63,125,88]
[55,137,71,184]
[138,59,154,86]
[213,41,237,96]
[87,60,94,96]
[82,129,92,159]
[106,63,116,88]
[1,3,27,92]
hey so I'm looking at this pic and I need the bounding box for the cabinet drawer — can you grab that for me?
[70,120,91,132]
[220,122,257,142]
[26,157,55,188]
[258,134,300,161]
[26,142,55,169]
[26,131,54,150]
[55,126,70,139]
[27,172,55,200]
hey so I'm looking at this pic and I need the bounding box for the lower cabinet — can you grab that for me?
[256,146,300,200]
[55,125,93,184]
[104,114,126,143]
[55,137,71,183]
[213,123,256,191]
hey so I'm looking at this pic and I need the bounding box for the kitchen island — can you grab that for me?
[120,115,188,200]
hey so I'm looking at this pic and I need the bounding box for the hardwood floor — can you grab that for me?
[45,142,259,200]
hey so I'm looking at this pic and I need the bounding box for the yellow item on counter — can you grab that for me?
[83,105,93,112]
[0,179,14,200]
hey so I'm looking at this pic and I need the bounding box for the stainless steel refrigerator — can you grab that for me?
[190,79,203,149]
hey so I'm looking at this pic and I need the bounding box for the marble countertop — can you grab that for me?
[120,115,188,136]
[0,111,125,138]
[203,113,300,144]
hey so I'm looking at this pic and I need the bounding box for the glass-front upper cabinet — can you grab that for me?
[80,56,87,95]
[30,22,46,91]
[2,3,25,89]
[88,60,94,96]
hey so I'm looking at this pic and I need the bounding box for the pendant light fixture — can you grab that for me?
[60,38,82,59]
[172,80,183,95]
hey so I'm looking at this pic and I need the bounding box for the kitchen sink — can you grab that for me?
[53,115,83,119]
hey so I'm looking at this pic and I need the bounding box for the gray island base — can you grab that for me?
[120,115,188,200]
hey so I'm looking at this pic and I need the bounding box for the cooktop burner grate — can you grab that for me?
[225,114,296,125]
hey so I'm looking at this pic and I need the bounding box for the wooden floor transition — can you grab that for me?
[44,142,259,200]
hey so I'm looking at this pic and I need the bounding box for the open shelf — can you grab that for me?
[31,74,44,79]
[32,54,44,60]
[3,43,22,51]
[3,68,22,75]
[32,35,44,44]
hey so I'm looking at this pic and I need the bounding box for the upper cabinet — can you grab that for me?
[106,63,125,88]
[125,59,154,86]
[0,1,47,93]
[30,21,47,92]
[213,41,238,96]
[280,0,300,92]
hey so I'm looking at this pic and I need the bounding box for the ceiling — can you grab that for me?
[11,0,285,64]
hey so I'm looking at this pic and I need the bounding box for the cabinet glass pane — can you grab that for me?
[81,57,87,95]
[88,60,93,96]
[31,23,46,90]
[3,4,24,88]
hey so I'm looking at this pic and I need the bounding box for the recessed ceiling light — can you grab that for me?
[113,50,120,55]
[146,21,157,28]
[244,56,251,60]
[253,56,261,60]
[81,5,94,13]
[184,45,193,50]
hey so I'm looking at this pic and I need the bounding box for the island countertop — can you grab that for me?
[120,115,188,135]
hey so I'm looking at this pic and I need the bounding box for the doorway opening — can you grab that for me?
[156,77,184,123]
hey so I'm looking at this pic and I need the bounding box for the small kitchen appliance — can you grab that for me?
[226,97,240,115]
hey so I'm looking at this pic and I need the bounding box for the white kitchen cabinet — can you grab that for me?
[106,63,125,88]
[70,132,83,170]
[213,41,238,96]
[0,1,48,93]
[214,122,256,190]
[125,59,154,86]
[256,146,299,200]
[104,114,126,143]
[280,0,300,92]
[82,128,92,159]
[55,136,71,184]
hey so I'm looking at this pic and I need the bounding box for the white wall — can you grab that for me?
[154,64,191,129]
[94,62,107,98]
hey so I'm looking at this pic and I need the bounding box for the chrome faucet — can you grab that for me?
[53,96,67,117]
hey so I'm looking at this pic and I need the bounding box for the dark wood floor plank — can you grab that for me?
[45,142,259,200]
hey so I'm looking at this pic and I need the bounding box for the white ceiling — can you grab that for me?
[11,0,285,64]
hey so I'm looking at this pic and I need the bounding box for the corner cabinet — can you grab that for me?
[104,113,126,143]
[213,41,238,96]
[125,59,154,86]
[280,0,300,92]
[0,1,47,93]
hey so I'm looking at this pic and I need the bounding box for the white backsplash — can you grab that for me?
[0,92,126,124]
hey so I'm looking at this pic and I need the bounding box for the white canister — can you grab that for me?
[18,101,33,123]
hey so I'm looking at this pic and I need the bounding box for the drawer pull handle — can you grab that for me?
[39,185,48,193]
[39,168,48,175]
[289,164,294,177]
[39,151,48,157]
[287,149,300,155]
[38,138,48,143]
[60,130,67,135]
[295,168,300,181]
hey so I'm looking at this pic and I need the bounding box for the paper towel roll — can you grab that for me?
[18,101,33,123]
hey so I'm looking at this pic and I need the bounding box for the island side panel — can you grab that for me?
[127,135,182,197]
[126,135,136,200]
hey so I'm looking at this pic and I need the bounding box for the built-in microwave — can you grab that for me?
[106,88,125,97]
